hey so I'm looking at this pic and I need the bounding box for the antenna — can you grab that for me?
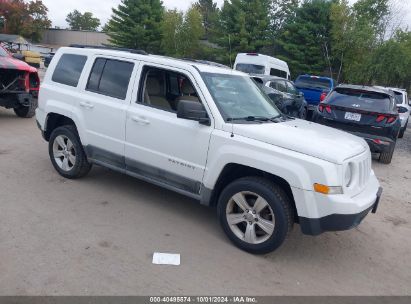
[228,34,232,68]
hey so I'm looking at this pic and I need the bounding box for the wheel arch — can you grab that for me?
[205,163,298,222]
[44,112,76,141]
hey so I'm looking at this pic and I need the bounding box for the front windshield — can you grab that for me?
[202,72,281,121]
[0,47,9,57]
[235,63,265,74]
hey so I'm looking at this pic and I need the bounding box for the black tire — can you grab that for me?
[300,107,308,120]
[48,125,92,179]
[217,177,293,254]
[379,142,396,164]
[14,98,38,118]
[398,120,408,139]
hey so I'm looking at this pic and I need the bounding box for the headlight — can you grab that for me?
[344,163,353,187]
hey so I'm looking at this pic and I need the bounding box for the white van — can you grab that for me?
[234,53,291,80]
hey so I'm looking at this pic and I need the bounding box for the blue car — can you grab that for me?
[294,75,336,111]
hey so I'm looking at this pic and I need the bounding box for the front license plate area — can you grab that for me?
[345,112,362,121]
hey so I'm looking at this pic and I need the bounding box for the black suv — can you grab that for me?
[314,85,401,164]
[251,75,308,119]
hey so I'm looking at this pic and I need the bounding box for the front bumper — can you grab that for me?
[299,187,383,236]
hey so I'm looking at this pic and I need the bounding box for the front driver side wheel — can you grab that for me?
[217,177,293,254]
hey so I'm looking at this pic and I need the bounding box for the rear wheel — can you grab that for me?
[398,119,408,138]
[14,98,37,118]
[217,177,293,254]
[379,142,396,164]
[300,107,308,120]
[49,125,92,179]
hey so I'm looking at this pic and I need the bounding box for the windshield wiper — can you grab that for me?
[227,116,271,122]
[227,115,286,123]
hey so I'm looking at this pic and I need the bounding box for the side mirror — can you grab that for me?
[12,53,24,60]
[177,100,210,126]
[397,106,408,114]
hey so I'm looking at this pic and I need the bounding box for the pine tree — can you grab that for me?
[217,0,271,54]
[194,0,219,40]
[107,0,164,53]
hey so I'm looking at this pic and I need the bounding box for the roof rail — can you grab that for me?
[69,44,148,55]
[181,58,230,69]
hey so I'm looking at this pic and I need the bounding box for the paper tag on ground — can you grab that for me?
[152,252,180,266]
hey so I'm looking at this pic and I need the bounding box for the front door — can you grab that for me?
[125,64,213,196]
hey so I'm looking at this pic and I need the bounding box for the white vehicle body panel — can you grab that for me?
[234,53,291,80]
[36,47,381,233]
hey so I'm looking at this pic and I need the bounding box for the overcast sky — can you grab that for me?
[42,0,411,30]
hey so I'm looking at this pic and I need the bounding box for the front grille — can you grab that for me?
[357,155,371,188]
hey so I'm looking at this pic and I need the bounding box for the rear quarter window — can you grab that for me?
[86,58,134,100]
[52,54,87,87]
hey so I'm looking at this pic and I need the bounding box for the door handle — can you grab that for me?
[131,116,150,125]
[79,101,94,109]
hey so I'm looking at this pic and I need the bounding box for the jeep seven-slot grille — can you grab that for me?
[358,156,371,188]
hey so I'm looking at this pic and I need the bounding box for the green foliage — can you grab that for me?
[217,0,271,58]
[0,0,51,42]
[66,10,101,31]
[161,6,205,58]
[194,0,219,40]
[107,0,164,53]
[276,0,335,77]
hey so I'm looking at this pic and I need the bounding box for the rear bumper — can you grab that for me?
[315,117,396,153]
[0,93,33,108]
[300,187,383,236]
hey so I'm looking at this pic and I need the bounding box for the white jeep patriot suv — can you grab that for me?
[36,46,382,254]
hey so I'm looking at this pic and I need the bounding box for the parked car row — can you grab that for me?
[233,52,410,165]
[34,45,383,254]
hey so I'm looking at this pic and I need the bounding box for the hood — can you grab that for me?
[232,119,367,164]
[0,55,37,73]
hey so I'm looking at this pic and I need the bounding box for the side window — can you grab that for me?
[52,54,87,87]
[138,66,200,112]
[270,80,286,92]
[169,75,180,95]
[86,58,134,100]
[286,81,297,95]
[270,68,287,79]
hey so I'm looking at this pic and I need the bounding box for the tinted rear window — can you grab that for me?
[52,54,87,87]
[86,58,134,100]
[295,77,331,90]
[328,88,392,112]
[235,63,265,74]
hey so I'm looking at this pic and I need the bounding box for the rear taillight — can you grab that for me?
[318,104,331,113]
[325,105,332,113]
[376,115,386,123]
[375,115,397,124]
[320,92,327,102]
[387,116,397,123]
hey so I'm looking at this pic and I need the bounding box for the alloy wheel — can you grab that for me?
[52,135,76,171]
[226,191,275,244]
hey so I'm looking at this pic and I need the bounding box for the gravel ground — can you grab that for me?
[0,106,410,296]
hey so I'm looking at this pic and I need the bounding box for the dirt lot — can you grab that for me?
[0,106,410,296]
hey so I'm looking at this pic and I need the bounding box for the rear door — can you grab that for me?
[76,55,139,167]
